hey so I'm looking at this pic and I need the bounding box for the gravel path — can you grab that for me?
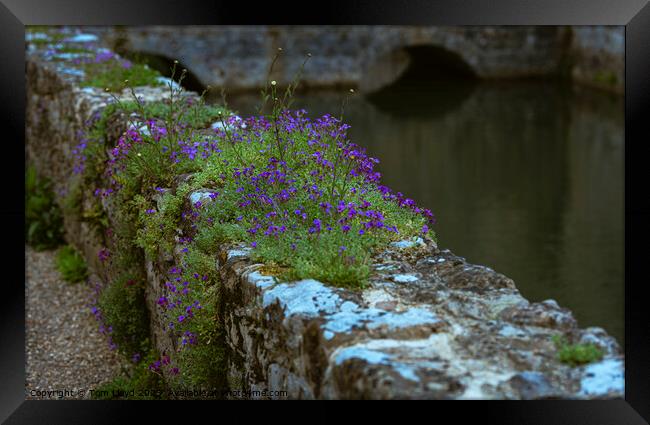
[26,246,126,399]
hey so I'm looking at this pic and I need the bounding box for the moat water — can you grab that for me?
[220,78,624,345]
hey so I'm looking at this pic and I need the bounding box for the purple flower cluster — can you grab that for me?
[81,92,436,375]
[98,247,111,263]
[88,279,118,352]
[146,263,207,376]
[148,353,178,375]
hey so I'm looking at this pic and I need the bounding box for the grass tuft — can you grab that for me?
[552,335,604,367]
[55,245,88,283]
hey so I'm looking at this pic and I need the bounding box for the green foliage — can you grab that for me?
[194,222,247,256]
[53,46,94,55]
[284,248,372,290]
[25,27,66,46]
[552,335,604,367]
[55,245,88,283]
[98,271,151,358]
[133,186,189,256]
[173,284,227,392]
[25,165,65,251]
[26,25,58,33]
[81,62,163,92]
[92,351,166,400]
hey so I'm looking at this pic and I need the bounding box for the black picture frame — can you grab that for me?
[2,0,649,423]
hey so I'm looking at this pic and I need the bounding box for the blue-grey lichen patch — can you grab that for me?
[245,269,277,290]
[127,121,153,136]
[323,308,375,333]
[335,346,391,366]
[63,33,99,43]
[416,256,446,267]
[263,279,342,318]
[210,115,247,130]
[156,76,182,90]
[189,190,217,206]
[262,278,442,337]
[392,274,419,283]
[390,237,425,249]
[334,346,422,382]
[226,248,252,262]
[375,262,399,272]
[52,52,93,61]
[79,87,100,95]
[332,335,455,382]
[578,358,624,397]
[322,307,442,335]
[26,32,50,42]
[497,323,529,339]
[58,67,85,78]
[366,308,442,331]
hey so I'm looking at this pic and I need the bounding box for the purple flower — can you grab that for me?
[98,248,110,263]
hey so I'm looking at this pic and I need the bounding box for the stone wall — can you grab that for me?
[25,33,624,399]
[84,25,623,94]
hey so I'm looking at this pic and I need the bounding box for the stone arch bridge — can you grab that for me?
[86,26,623,93]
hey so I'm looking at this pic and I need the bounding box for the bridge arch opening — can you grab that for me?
[365,45,479,119]
[400,45,477,82]
[118,50,206,93]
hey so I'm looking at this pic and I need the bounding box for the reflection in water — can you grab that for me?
[219,80,624,345]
